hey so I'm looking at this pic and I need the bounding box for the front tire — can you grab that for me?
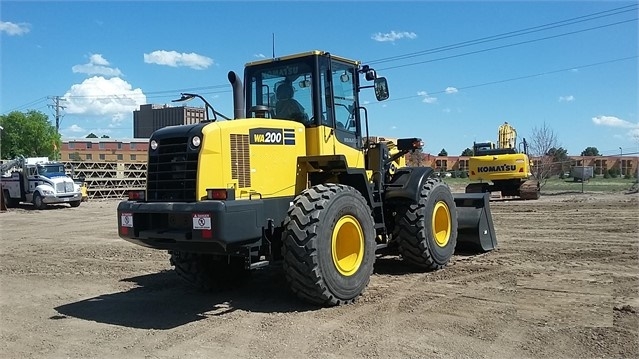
[282,184,376,306]
[33,193,46,210]
[393,178,458,270]
[69,201,81,208]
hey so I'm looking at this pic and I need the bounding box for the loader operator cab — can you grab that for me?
[244,51,389,150]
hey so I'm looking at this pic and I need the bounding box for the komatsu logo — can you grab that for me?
[477,165,517,173]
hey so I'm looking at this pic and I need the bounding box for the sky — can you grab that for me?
[1,0,637,156]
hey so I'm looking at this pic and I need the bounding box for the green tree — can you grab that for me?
[547,147,569,176]
[0,110,60,159]
[461,148,473,156]
[101,134,110,138]
[86,133,98,138]
[438,148,448,156]
[581,147,600,156]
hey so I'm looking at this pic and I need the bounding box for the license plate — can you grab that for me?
[121,213,133,227]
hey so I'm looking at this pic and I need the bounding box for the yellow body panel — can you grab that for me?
[468,153,531,182]
[198,119,307,200]
[305,126,365,169]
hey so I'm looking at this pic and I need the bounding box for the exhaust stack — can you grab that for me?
[228,71,245,119]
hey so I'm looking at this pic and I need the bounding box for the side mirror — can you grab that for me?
[374,77,389,101]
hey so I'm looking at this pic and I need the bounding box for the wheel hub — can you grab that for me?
[432,201,451,247]
[331,215,364,276]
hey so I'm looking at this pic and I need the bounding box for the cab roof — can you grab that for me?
[245,50,360,67]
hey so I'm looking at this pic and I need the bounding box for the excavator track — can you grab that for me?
[518,179,540,200]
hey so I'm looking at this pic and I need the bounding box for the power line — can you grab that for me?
[4,5,636,113]
[367,4,637,65]
[374,55,638,104]
[377,18,637,72]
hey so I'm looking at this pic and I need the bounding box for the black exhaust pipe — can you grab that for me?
[227,71,245,119]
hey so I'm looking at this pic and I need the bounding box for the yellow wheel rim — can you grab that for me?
[331,215,365,276]
[432,201,451,248]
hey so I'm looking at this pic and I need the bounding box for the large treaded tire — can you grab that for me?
[282,183,376,306]
[169,251,248,291]
[393,178,458,270]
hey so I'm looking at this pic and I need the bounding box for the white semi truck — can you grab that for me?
[1,157,82,209]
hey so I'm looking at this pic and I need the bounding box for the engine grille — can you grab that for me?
[230,134,251,188]
[147,137,198,201]
[56,182,65,193]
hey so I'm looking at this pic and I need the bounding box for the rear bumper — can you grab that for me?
[117,199,265,253]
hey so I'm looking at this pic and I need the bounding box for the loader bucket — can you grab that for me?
[453,193,497,253]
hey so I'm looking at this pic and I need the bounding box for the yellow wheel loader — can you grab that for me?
[117,51,497,306]
[466,122,540,200]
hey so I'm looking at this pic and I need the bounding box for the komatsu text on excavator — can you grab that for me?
[117,51,498,306]
[466,122,540,200]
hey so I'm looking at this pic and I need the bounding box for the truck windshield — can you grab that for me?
[246,61,313,124]
[37,164,66,177]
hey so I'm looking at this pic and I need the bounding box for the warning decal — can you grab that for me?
[192,213,211,230]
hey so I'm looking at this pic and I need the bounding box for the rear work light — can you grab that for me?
[206,188,235,201]
[128,190,145,201]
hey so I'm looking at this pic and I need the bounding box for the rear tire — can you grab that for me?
[393,178,458,270]
[169,251,249,291]
[282,183,375,306]
[33,193,46,210]
[3,190,19,208]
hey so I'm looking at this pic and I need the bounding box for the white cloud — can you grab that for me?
[72,54,123,77]
[417,91,437,104]
[63,76,147,121]
[0,21,30,36]
[592,115,636,128]
[592,115,639,141]
[443,108,451,113]
[445,87,458,94]
[371,31,417,42]
[254,53,266,58]
[559,95,575,102]
[67,124,85,133]
[144,50,213,70]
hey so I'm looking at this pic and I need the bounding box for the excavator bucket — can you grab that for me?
[453,193,497,252]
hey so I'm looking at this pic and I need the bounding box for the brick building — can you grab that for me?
[133,104,206,138]
[61,139,149,163]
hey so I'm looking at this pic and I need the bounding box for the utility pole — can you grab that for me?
[48,96,66,160]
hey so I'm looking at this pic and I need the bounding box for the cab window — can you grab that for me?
[248,62,313,124]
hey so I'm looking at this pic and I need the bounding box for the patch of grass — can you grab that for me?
[441,177,637,193]
[541,177,637,193]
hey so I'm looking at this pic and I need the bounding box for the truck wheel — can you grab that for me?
[393,178,458,270]
[69,201,81,208]
[3,190,19,208]
[282,183,376,306]
[169,251,248,291]
[33,193,46,210]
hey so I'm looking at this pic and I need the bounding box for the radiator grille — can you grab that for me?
[56,182,65,193]
[147,137,198,201]
[230,134,251,188]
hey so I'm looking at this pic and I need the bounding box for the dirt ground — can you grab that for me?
[1,189,637,359]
